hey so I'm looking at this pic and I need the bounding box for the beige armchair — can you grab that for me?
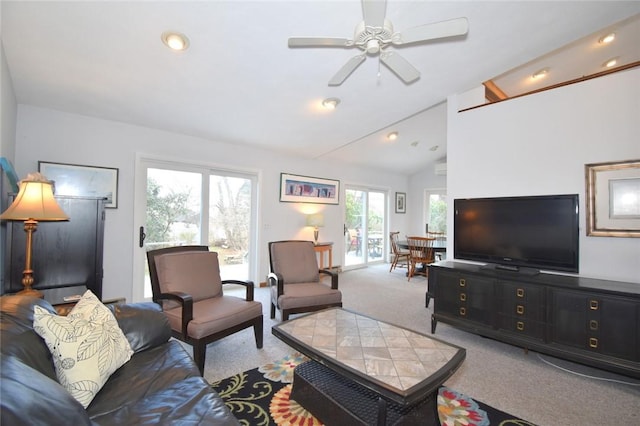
[147,245,263,374]
[268,240,342,321]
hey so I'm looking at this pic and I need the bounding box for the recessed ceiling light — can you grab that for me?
[429,145,439,151]
[410,141,419,147]
[603,57,618,68]
[322,98,340,109]
[531,68,549,79]
[161,31,190,51]
[598,33,616,44]
[387,131,398,141]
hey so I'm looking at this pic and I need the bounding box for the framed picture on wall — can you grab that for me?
[279,173,339,205]
[39,161,119,208]
[395,192,406,214]
[585,159,640,237]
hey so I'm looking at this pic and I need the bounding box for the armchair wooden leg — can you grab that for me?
[282,310,289,321]
[254,317,264,349]
[193,342,206,376]
[270,302,276,319]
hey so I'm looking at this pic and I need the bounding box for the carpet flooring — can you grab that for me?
[212,352,535,426]
[202,264,640,425]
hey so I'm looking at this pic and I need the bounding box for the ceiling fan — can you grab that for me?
[288,0,469,86]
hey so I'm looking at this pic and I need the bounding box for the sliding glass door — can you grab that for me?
[343,186,387,270]
[132,157,257,301]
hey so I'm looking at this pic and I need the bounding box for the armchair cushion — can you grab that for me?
[269,241,320,283]
[155,251,223,301]
[271,283,342,311]
[32,291,134,408]
[164,296,263,339]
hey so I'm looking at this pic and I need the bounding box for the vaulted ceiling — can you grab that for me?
[2,1,638,175]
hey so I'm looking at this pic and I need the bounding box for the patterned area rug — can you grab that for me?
[211,353,536,426]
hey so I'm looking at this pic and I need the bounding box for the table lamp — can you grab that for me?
[306,213,324,244]
[0,172,69,297]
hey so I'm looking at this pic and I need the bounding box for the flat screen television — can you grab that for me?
[454,194,579,273]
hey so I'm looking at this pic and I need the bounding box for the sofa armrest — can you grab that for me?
[109,302,171,353]
[1,355,91,426]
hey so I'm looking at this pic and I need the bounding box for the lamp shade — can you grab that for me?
[306,213,324,228]
[0,173,69,221]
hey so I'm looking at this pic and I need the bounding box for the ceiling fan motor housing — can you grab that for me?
[354,19,394,54]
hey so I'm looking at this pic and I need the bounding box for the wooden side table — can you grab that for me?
[313,242,333,270]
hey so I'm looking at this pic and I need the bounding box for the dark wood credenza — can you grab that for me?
[2,195,106,304]
[429,261,640,378]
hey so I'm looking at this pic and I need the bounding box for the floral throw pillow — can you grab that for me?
[33,290,133,408]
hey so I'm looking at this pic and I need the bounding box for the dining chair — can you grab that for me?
[268,240,342,321]
[426,231,446,261]
[389,231,410,272]
[147,245,263,375]
[406,236,436,282]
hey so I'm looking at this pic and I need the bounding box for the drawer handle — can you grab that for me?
[459,279,466,287]
[516,288,525,298]
[516,321,525,331]
[589,300,599,310]
[589,320,599,331]
[589,337,598,349]
[516,305,525,315]
[459,307,466,316]
[460,293,467,302]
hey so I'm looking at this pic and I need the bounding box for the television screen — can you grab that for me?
[454,194,579,273]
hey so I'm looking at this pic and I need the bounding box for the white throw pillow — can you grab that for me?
[33,290,133,408]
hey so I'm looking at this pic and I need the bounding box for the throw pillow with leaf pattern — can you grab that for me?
[33,290,133,408]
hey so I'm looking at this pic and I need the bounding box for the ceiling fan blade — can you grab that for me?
[288,37,353,48]
[362,0,386,28]
[379,51,420,84]
[392,17,469,45]
[328,54,366,86]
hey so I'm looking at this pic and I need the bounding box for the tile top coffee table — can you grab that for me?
[272,307,465,425]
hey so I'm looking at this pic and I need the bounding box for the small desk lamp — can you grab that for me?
[0,173,69,297]
[306,213,324,244]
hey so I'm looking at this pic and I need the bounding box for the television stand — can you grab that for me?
[429,261,640,378]
[481,263,540,276]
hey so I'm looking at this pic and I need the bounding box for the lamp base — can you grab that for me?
[314,229,319,244]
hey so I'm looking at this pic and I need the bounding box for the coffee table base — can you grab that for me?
[291,361,439,426]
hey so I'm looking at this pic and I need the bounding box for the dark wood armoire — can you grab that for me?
[2,195,106,304]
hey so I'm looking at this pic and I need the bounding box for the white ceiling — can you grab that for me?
[2,1,639,175]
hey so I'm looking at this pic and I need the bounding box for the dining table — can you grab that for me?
[398,239,447,256]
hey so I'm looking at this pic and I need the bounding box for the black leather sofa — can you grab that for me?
[0,295,239,425]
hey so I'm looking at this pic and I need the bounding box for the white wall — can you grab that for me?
[0,43,18,290]
[13,105,409,301]
[447,68,640,284]
[1,45,17,160]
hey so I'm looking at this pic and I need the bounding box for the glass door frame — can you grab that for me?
[343,185,388,271]
[132,154,259,302]
[423,187,447,234]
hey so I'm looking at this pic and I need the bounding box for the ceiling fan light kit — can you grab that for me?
[288,0,469,86]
